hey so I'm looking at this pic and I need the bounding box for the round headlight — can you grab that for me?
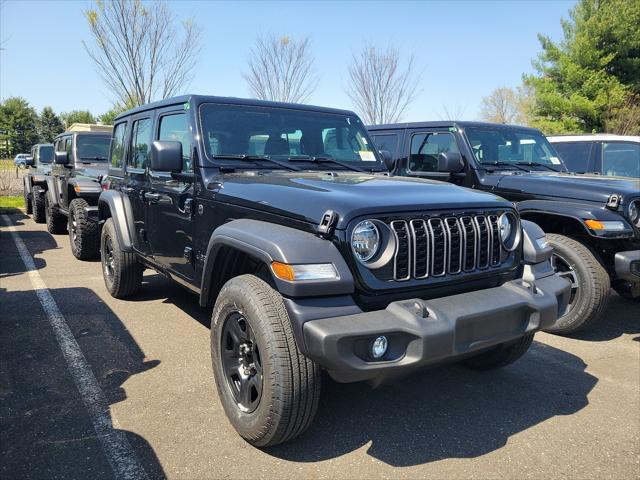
[628,200,640,228]
[498,212,520,251]
[351,220,380,263]
[499,213,512,243]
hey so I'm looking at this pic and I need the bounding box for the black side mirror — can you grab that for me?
[26,158,35,166]
[54,151,69,165]
[151,140,182,172]
[437,151,463,173]
[379,150,395,171]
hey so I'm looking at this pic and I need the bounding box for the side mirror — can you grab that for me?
[151,140,182,172]
[379,150,395,172]
[54,151,69,165]
[437,151,463,173]
[26,158,35,166]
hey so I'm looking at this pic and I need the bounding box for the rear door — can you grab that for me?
[145,107,196,282]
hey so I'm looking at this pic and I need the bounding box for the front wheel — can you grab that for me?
[544,234,610,334]
[68,198,100,260]
[100,218,142,298]
[23,184,33,214]
[44,193,67,234]
[462,334,534,370]
[210,274,321,447]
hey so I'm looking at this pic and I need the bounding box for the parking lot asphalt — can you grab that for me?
[1,212,639,480]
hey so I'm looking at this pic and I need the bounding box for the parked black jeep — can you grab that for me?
[98,96,569,447]
[368,121,640,334]
[45,130,111,259]
[23,143,53,223]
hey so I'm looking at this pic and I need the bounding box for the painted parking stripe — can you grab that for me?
[2,215,148,480]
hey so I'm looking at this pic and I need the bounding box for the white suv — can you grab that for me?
[548,134,640,178]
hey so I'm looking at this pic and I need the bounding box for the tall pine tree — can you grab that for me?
[38,107,64,143]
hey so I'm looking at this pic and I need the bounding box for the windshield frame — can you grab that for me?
[197,102,384,171]
[462,125,568,173]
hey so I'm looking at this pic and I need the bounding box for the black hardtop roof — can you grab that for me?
[115,94,358,121]
[367,120,542,133]
[54,131,111,140]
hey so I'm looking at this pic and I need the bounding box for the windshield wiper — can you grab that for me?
[516,161,560,172]
[210,154,301,171]
[480,161,530,173]
[286,155,366,173]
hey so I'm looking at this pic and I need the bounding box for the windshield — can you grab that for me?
[77,135,110,161]
[39,146,53,163]
[199,103,382,169]
[465,126,566,171]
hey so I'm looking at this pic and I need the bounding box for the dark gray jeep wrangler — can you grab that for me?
[45,130,111,259]
[23,143,54,223]
[97,95,570,447]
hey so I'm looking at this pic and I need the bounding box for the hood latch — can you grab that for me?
[606,194,621,210]
[317,210,338,238]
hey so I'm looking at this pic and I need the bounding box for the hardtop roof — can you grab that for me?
[367,120,541,133]
[115,94,358,121]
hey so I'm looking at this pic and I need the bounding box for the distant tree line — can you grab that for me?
[0,98,122,157]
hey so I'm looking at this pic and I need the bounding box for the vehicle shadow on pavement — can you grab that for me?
[0,213,59,277]
[266,341,597,467]
[0,287,166,480]
[569,293,640,342]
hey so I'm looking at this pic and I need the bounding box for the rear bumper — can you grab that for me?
[614,250,640,282]
[301,274,570,383]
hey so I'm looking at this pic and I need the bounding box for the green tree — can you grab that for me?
[525,0,640,134]
[60,110,96,128]
[37,106,64,143]
[98,103,130,125]
[0,97,39,156]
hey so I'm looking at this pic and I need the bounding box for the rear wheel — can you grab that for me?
[544,234,610,334]
[462,334,534,370]
[210,275,321,447]
[44,193,67,234]
[100,218,142,298]
[32,186,46,224]
[23,184,33,214]
[68,198,100,260]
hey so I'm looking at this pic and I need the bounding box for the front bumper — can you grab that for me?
[614,250,640,283]
[302,274,570,383]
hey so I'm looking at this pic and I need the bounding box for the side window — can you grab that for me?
[552,142,592,172]
[371,133,399,158]
[65,137,73,161]
[110,122,128,170]
[409,132,459,173]
[158,113,191,172]
[602,142,640,178]
[128,118,152,170]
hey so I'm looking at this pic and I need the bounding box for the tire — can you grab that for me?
[68,198,100,260]
[23,183,33,214]
[210,274,321,447]
[100,218,143,298]
[44,193,67,234]
[544,234,610,334]
[32,186,46,224]
[462,334,534,371]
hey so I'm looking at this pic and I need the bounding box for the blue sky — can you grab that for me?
[0,0,576,120]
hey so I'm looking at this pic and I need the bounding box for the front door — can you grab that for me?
[402,128,462,183]
[145,108,195,281]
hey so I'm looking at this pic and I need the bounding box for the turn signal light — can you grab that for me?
[270,262,339,282]
[271,262,295,281]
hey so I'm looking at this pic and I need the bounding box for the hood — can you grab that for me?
[75,162,108,180]
[211,171,511,228]
[492,172,640,205]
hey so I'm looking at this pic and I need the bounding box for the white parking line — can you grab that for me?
[1,215,148,480]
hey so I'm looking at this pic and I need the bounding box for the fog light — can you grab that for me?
[371,336,388,359]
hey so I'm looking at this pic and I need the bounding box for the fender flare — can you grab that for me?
[68,177,102,200]
[98,190,136,252]
[23,175,32,194]
[200,219,355,306]
[516,199,633,237]
[45,176,59,207]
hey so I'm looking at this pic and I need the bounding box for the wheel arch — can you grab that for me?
[97,190,136,252]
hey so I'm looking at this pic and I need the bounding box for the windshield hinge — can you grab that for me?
[317,210,338,238]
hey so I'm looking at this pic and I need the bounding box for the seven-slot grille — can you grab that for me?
[389,213,503,281]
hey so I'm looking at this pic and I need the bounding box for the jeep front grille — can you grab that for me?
[390,214,503,281]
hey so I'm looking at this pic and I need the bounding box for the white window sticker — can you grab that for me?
[359,150,376,161]
[549,156,561,165]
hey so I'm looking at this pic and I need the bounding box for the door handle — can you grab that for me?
[144,192,161,203]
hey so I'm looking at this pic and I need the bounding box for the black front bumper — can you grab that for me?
[300,275,570,383]
[614,250,640,283]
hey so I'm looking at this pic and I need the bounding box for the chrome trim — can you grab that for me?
[427,218,447,277]
[391,220,411,281]
[409,219,429,279]
[474,215,491,269]
[460,216,477,271]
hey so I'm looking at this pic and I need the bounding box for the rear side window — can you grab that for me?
[602,142,640,178]
[371,133,399,159]
[409,132,459,173]
[552,141,592,172]
[110,122,127,170]
[158,113,191,172]
[129,118,152,170]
